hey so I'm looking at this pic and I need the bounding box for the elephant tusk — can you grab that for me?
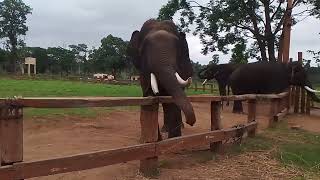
[202,79,208,85]
[150,73,160,95]
[304,86,320,93]
[175,72,192,87]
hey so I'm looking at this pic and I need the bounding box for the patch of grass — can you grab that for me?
[279,143,320,171]
[189,150,215,163]
[232,121,320,176]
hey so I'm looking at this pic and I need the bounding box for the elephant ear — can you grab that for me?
[177,32,193,79]
[127,30,141,70]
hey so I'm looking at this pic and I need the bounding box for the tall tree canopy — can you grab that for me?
[158,0,314,62]
[89,35,128,76]
[0,0,32,73]
[230,41,249,64]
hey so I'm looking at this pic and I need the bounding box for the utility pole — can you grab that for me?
[281,0,293,64]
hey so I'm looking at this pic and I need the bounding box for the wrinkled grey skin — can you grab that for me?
[229,61,320,113]
[127,19,195,138]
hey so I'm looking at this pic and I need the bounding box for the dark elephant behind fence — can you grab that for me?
[229,61,320,113]
[198,63,241,96]
[126,19,196,138]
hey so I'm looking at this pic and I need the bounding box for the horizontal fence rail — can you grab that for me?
[0,123,257,179]
[0,92,289,108]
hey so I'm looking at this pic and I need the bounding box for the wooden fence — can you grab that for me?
[0,92,289,179]
[289,86,317,115]
[187,82,217,93]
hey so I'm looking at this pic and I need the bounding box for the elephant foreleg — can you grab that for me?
[233,100,243,113]
[162,103,182,138]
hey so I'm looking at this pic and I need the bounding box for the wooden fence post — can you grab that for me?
[139,104,159,177]
[247,99,257,137]
[202,84,206,92]
[300,88,306,114]
[0,105,23,167]
[269,99,280,128]
[210,101,222,153]
[294,86,300,113]
[210,84,213,94]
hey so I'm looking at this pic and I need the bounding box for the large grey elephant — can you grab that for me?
[229,61,320,113]
[126,19,196,138]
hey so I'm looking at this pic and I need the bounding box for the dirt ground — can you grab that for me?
[23,101,320,180]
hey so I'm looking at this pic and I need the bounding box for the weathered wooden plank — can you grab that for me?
[269,99,279,128]
[0,92,290,109]
[0,97,157,108]
[210,101,222,152]
[139,104,159,176]
[0,143,156,179]
[157,122,257,155]
[274,108,288,122]
[0,107,23,165]
[247,99,257,137]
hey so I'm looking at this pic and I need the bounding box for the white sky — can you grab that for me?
[22,0,320,66]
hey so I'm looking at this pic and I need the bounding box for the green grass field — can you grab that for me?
[0,77,216,98]
[0,77,216,118]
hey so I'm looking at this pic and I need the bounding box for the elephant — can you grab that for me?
[198,63,241,96]
[229,61,320,113]
[126,19,196,138]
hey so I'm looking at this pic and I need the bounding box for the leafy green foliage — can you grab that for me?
[89,35,128,76]
[310,0,320,18]
[158,0,313,62]
[47,47,77,75]
[230,41,249,64]
[0,0,32,72]
[209,54,219,65]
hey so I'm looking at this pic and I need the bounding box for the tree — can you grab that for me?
[25,47,49,73]
[209,54,219,65]
[0,48,9,71]
[230,41,249,64]
[47,47,75,75]
[310,0,320,18]
[90,35,128,76]
[307,50,320,67]
[69,43,88,75]
[0,0,32,73]
[158,0,313,62]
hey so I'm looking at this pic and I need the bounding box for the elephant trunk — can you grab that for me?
[153,68,196,126]
[304,81,320,102]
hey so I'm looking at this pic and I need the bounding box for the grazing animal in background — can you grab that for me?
[126,19,195,138]
[229,61,320,113]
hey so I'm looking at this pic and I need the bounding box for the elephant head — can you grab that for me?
[126,19,196,126]
[287,61,320,102]
[198,63,241,96]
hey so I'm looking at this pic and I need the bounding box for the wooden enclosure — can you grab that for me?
[0,93,289,179]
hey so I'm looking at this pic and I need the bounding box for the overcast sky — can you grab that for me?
[22,0,320,66]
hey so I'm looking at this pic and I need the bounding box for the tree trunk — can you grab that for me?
[264,1,276,62]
